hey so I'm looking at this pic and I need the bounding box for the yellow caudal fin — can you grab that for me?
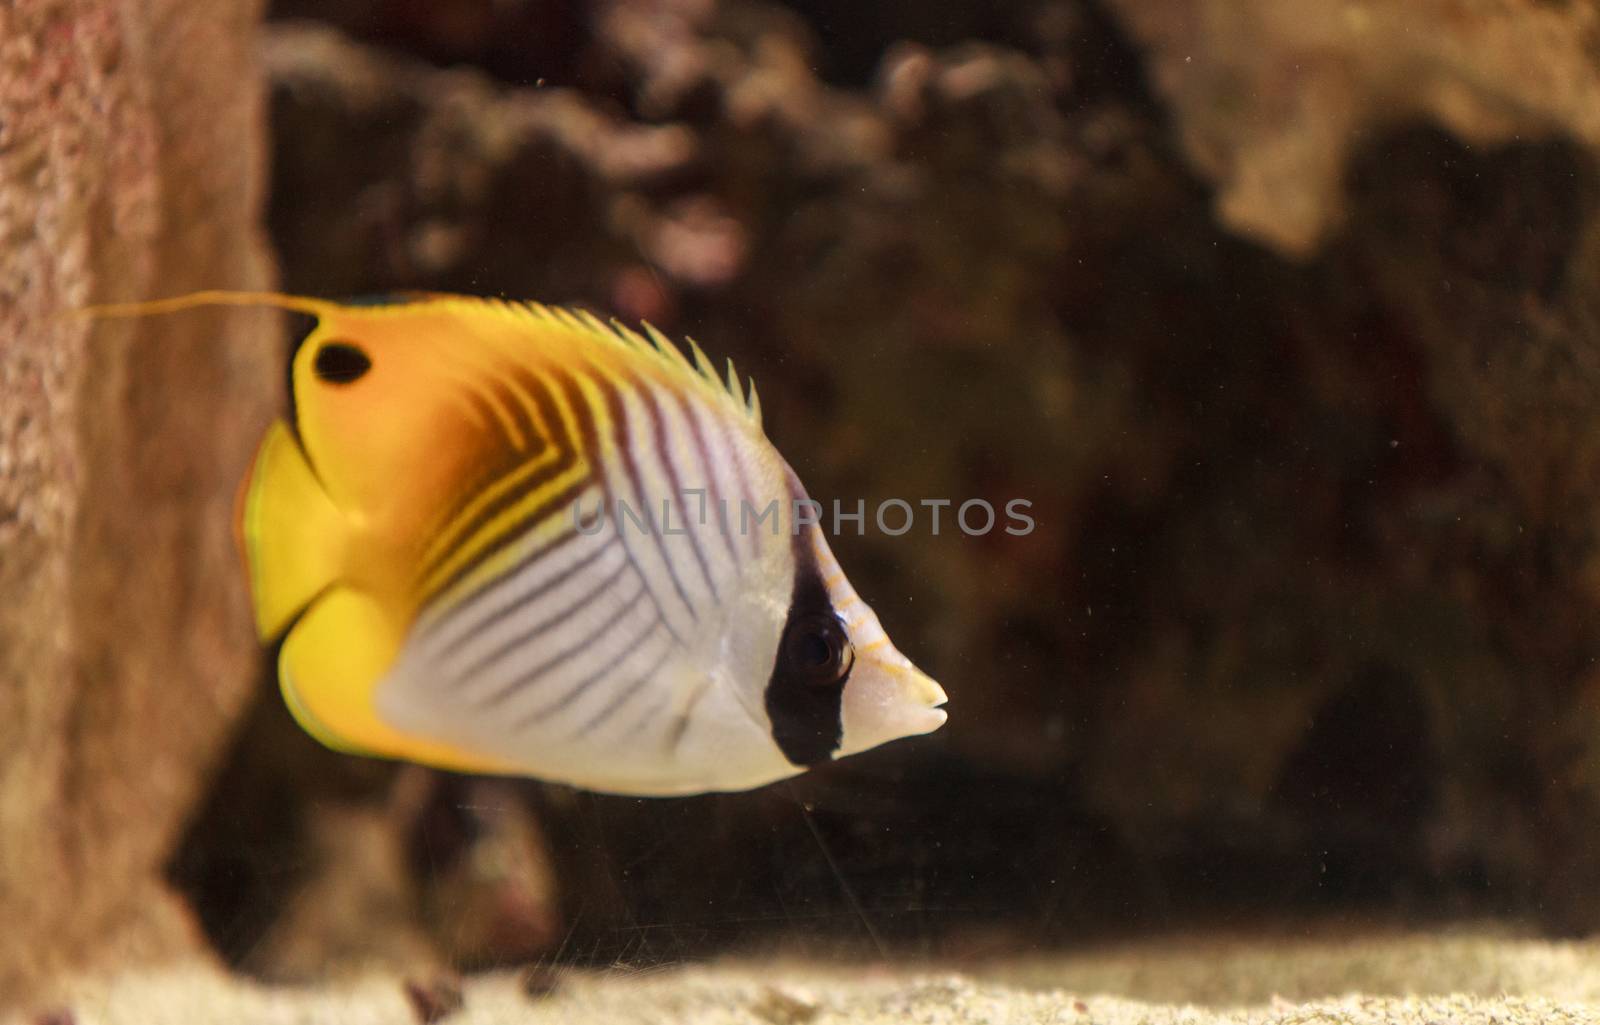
[238,420,346,640]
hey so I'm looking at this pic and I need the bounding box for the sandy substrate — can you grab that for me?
[19,927,1600,1024]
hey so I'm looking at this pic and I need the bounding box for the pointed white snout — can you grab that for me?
[838,649,948,757]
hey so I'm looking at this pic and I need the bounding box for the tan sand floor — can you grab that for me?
[21,926,1600,1024]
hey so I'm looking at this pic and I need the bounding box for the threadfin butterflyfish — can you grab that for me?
[89,291,947,795]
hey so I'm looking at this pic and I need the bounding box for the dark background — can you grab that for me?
[170,0,1600,978]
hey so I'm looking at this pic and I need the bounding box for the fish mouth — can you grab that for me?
[915,704,949,733]
[838,652,949,755]
[917,672,949,710]
[893,667,949,735]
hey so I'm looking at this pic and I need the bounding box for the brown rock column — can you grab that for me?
[0,0,278,1004]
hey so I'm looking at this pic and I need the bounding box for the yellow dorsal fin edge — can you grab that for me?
[517,302,763,433]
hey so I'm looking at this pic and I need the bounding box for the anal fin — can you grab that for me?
[279,587,516,773]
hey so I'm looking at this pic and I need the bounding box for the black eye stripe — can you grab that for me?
[313,341,372,384]
[765,519,850,767]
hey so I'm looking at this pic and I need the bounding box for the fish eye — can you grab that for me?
[784,613,852,687]
[312,341,371,384]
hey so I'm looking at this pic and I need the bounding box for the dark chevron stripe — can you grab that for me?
[488,374,540,454]
[564,364,684,650]
[522,614,666,727]
[477,576,652,709]
[419,367,578,587]
[430,530,618,656]
[714,411,762,559]
[636,377,719,604]
[571,638,675,738]
[675,392,741,570]
[459,386,504,443]
[423,477,592,612]
[420,522,586,644]
[618,691,671,744]
[592,369,698,624]
[616,539,685,648]
[418,365,606,609]
[454,544,632,679]
[507,365,562,451]
[564,363,685,649]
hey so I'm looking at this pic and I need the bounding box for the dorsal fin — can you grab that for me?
[498,300,764,433]
[79,290,768,432]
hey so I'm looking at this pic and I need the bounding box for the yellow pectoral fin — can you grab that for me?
[278,587,519,774]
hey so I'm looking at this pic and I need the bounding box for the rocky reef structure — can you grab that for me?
[0,0,279,1003]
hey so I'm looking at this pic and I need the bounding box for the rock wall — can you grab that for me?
[0,0,278,1004]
